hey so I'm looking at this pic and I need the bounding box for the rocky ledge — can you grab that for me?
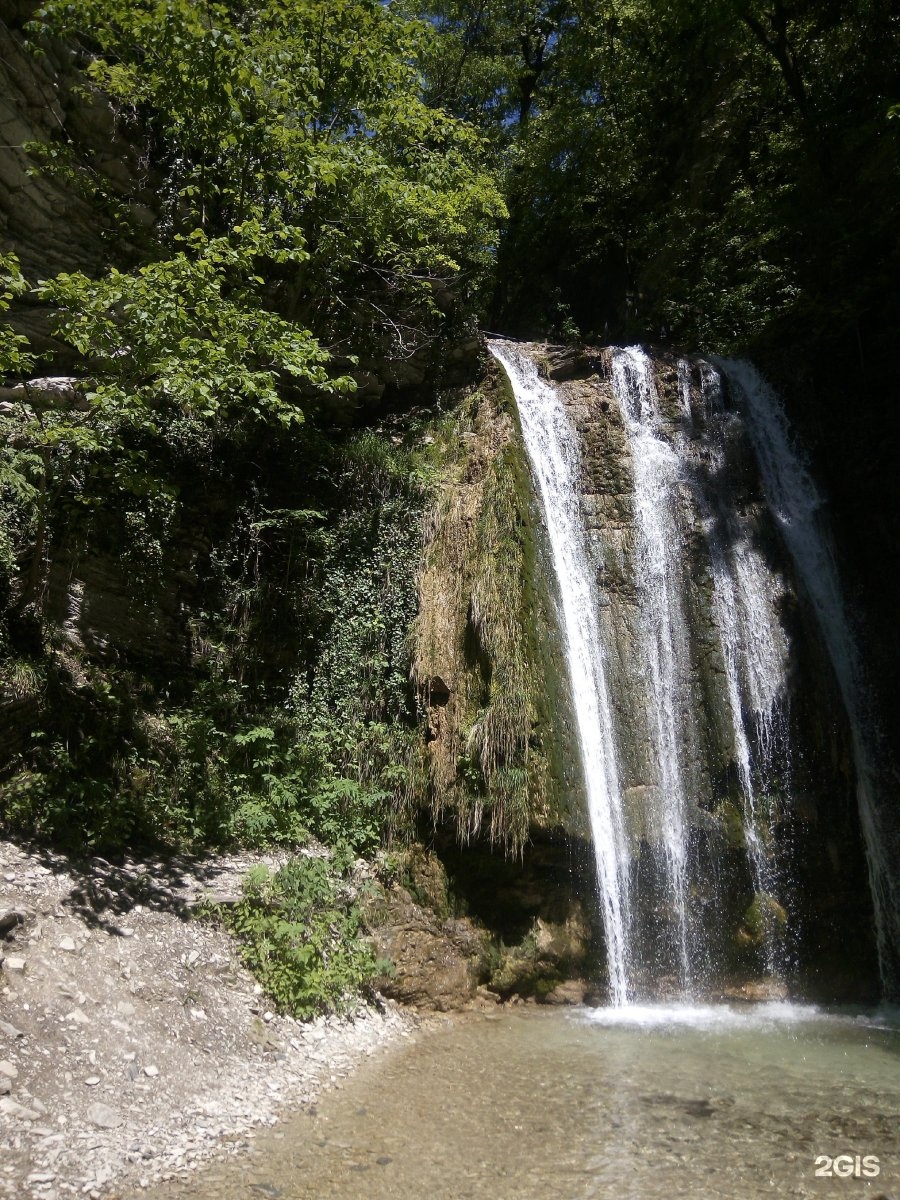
[0,840,416,1200]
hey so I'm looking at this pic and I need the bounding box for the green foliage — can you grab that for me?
[222,853,378,1018]
[0,256,39,615]
[40,226,345,428]
[418,0,568,134]
[0,0,503,639]
[31,0,504,361]
[1,227,340,620]
[0,690,386,853]
[0,255,36,379]
[0,418,431,856]
[2,737,134,849]
[417,0,900,353]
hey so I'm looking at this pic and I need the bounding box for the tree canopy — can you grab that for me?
[31,0,505,392]
[7,0,897,378]
[416,0,900,355]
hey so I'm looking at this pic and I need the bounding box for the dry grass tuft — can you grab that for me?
[407,367,553,856]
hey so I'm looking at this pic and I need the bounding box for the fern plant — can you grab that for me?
[223,854,379,1018]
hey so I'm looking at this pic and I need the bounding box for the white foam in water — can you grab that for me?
[866,1004,900,1029]
[581,1001,827,1031]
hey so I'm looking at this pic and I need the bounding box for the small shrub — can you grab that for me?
[223,853,378,1018]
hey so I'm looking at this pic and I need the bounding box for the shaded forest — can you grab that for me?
[1,0,898,1011]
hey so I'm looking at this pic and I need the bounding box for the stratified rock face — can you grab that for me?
[44,549,195,667]
[0,9,158,363]
[0,9,153,280]
[0,15,109,277]
[546,347,757,823]
[410,359,586,851]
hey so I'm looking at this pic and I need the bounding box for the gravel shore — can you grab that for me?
[0,839,416,1199]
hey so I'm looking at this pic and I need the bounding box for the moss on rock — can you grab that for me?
[409,358,581,854]
[739,891,788,947]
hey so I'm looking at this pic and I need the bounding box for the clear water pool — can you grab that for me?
[143,1003,900,1199]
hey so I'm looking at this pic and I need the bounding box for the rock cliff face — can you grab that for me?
[401,360,604,1003]
[410,359,585,848]
[357,339,884,1005]
[0,4,155,363]
[476,342,880,999]
[1,6,106,275]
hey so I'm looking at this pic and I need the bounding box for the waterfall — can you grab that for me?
[610,350,791,984]
[489,338,892,1002]
[684,362,790,975]
[610,348,694,988]
[488,340,634,1004]
[721,359,900,996]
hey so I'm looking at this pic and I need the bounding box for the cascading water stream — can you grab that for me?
[488,340,634,1004]
[721,359,900,995]
[489,338,893,1001]
[610,348,693,988]
[681,361,790,976]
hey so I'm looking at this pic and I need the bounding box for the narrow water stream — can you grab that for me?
[143,1005,899,1200]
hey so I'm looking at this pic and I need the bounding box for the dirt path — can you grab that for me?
[0,839,415,1200]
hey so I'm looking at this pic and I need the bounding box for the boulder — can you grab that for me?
[539,979,589,1005]
[0,376,88,410]
[371,885,491,1011]
[86,1102,123,1130]
[0,911,25,940]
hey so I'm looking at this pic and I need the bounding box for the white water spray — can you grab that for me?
[611,348,693,988]
[488,340,895,1000]
[723,359,899,995]
[488,340,634,1003]
[686,362,791,973]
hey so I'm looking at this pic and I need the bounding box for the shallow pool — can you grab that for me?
[144,1002,900,1199]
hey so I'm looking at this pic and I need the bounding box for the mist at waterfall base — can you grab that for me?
[489,340,897,1007]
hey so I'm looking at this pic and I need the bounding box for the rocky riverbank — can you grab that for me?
[0,839,417,1200]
